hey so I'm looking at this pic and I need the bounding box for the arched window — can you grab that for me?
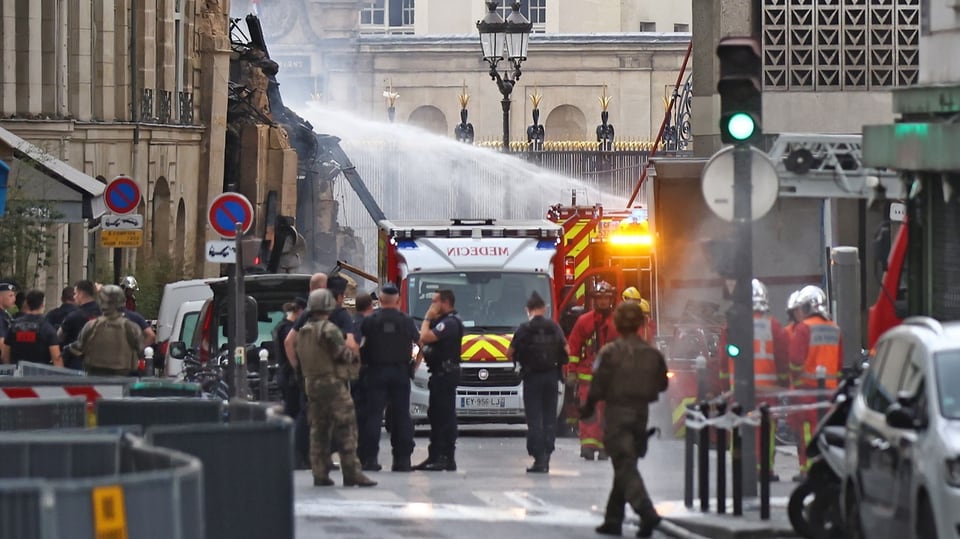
[152,178,171,258]
[545,105,587,141]
[408,106,448,136]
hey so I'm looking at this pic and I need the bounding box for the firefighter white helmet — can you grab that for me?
[796,285,829,319]
[120,275,139,291]
[307,288,336,314]
[751,279,769,312]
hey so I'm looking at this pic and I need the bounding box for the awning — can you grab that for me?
[0,125,107,221]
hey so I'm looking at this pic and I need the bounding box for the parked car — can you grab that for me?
[155,278,219,364]
[163,299,206,378]
[188,273,311,364]
[843,316,960,539]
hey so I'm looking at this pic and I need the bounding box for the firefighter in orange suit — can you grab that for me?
[788,285,842,477]
[565,281,618,460]
[621,287,656,342]
[719,279,789,478]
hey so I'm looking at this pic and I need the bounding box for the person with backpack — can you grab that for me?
[508,291,569,473]
[66,285,142,376]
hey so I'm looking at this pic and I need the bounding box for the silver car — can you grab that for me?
[843,316,960,539]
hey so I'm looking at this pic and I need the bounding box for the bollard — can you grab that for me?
[695,354,708,401]
[698,400,710,512]
[143,347,155,377]
[731,403,743,516]
[715,401,727,514]
[684,403,695,508]
[258,349,270,402]
[759,403,771,520]
[816,365,827,422]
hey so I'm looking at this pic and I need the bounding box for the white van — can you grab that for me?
[163,299,207,377]
[156,278,220,362]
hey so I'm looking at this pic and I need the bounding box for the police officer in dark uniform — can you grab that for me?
[3,289,62,366]
[0,280,17,364]
[358,285,418,472]
[58,280,101,370]
[414,289,463,472]
[507,291,568,473]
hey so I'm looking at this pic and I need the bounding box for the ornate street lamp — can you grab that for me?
[477,1,532,152]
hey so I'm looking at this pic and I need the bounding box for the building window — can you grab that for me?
[674,23,689,32]
[360,0,415,33]
[496,1,546,33]
[639,22,656,32]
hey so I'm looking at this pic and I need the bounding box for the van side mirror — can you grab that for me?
[886,403,918,430]
[168,341,187,360]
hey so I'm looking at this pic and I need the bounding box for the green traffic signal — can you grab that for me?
[726,343,741,358]
[726,113,756,141]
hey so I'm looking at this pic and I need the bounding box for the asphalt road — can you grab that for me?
[293,423,803,538]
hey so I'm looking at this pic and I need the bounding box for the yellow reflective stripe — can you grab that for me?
[569,355,581,364]
[801,422,813,472]
[789,364,805,372]
[580,438,604,448]
[577,373,593,381]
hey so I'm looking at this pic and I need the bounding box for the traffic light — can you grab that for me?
[726,343,741,358]
[716,37,762,144]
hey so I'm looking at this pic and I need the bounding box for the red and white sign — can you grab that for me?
[0,384,125,403]
[207,192,254,239]
[104,175,142,215]
[446,246,511,257]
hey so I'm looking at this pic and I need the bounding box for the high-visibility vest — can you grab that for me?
[728,314,779,388]
[797,317,841,389]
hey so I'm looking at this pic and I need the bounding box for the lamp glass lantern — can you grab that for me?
[504,2,532,61]
[477,1,507,61]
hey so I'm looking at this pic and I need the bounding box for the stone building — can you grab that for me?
[239,0,692,144]
[0,0,236,298]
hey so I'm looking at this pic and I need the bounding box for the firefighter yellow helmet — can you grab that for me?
[638,298,652,315]
[622,286,642,301]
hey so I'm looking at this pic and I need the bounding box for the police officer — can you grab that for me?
[67,285,143,376]
[44,287,77,331]
[293,288,376,488]
[59,280,101,370]
[581,301,668,538]
[274,298,306,419]
[0,280,17,364]
[507,291,568,473]
[358,285,418,472]
[414,289,464,472]
[2,289,61,366]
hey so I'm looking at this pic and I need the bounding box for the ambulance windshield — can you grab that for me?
[407,272,552,330]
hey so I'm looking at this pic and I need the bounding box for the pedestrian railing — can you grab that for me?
[0,430,204,539]
[682,391,833,520]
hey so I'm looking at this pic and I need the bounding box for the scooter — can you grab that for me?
[788,366,862,539]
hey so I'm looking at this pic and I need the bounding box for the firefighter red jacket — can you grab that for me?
[565,309,617,381]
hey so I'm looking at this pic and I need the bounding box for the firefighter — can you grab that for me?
[566,280,618,460]
[720,279,789,479]
[783,289,803,347]
[621,286,655,342]
[120,275,139,312]
[788,285,842,479]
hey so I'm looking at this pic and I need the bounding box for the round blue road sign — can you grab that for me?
[104,176,141,215]
[208,192,254,238]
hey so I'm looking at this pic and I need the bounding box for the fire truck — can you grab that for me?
[546,197,726,436]
[377,218,563,423]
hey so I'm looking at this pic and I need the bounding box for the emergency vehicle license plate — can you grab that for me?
[460,396,506,409]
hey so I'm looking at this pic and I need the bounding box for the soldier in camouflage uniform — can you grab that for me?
[295,288,376,488]
[580,301,668,538]
[67,285,142,376]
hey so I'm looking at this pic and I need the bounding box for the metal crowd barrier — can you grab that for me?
[0,396,87,431]
[0,365,16,376]
[0,430,204,539]
[94,398,294,539]
[17,361,85,377]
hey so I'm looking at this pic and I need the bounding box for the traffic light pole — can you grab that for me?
[732,142,757,497]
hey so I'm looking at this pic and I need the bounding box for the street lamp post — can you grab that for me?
[477,1,532,153]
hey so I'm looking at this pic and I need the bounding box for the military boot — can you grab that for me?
[635,501,662,538]
[594,522,622,535]
[580,447,596,460]
[526,454,549,473]
[313,475,334,487]
[343,472,378,487]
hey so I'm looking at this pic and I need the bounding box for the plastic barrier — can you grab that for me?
[0,365,16,376]
[96,397,224,429]
[0,431,204,539]
[126,379,203,398]
[17,361,85,377]
[0,396,87,431]
[147,403,294,539]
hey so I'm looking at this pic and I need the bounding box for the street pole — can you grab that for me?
[228,222,249,399]
[113,248,121,287]
[501,93,511,153]
[731,142,757,497]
